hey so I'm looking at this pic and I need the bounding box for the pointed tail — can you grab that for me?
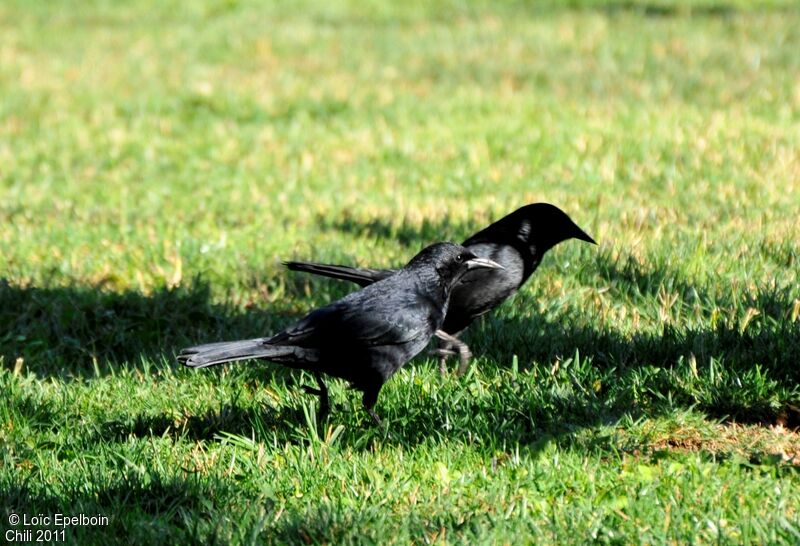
[178,338,305,368]
[283,260,395,288]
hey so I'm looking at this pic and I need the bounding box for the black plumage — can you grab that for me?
[285,203,596,374]
[179,242,502,424]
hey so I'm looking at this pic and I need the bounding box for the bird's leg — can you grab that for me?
[436,337,449,375]
[433,330,454,375]
[438,352,447,376]
[455,341,472,376]
[314,373,329,422]
[434,330,472,376]
[362,387,383,427]
[301,372,330,422]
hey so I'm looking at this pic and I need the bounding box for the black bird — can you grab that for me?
[178,242,502,425]
[285,203,596,374]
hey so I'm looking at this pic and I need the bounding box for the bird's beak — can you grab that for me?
[573,227,597,245]
[466,257,505,270]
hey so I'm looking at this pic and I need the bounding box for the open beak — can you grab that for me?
[465,257,505,271]
[574,226,597,245]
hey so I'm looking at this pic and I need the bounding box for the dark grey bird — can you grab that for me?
[178,242,502,425]
[285,203,596,374]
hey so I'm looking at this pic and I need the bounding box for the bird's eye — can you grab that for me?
[455,253,464,263]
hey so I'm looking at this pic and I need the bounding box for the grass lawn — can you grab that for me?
[2,0,799,543]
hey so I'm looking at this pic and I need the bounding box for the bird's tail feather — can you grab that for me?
[178,338,303,368]
[283,260,392,287]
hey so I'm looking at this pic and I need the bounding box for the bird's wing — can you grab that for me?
[267,291,431,349]
[336,296,432,346]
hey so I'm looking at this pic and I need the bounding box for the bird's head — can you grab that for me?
[407,242,504,286]
[467,202,597,255]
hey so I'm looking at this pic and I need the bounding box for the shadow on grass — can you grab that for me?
[1,473,252,545]
[81,376,640,464]
[549,0,797,18]
[591,1,736,18]
[313,210,476,251]
[464,249,800,425]
[0,277,307,379]
[93,397,309,444]
[475,287,799,381]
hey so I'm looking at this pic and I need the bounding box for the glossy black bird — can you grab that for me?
[178,242,502,425]
[285,203,596,374]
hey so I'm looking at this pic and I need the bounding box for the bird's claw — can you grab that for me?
[432,345,472,376]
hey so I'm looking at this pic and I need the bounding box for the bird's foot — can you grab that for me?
[432,330,472,376]
[433,348,456,375]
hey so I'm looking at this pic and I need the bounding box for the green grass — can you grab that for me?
[2,0,800,543]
